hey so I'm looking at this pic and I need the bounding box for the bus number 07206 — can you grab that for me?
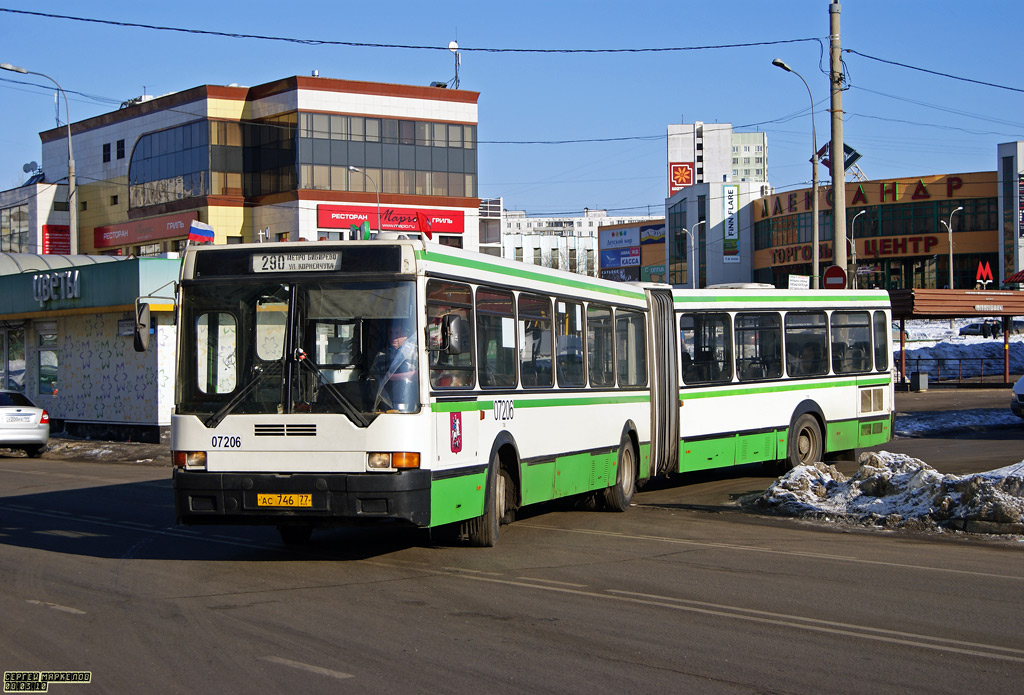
[211,435,242,448]
[493,399,514,422]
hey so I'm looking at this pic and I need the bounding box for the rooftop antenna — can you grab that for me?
[448,40,460,89]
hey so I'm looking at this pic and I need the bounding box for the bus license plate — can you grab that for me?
[257,493,313,508]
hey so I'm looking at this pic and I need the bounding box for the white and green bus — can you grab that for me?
[161,239,892,546]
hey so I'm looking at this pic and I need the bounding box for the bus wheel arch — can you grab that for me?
[604,423,639,512]
[783,401,825,472]
[464,435,520,547]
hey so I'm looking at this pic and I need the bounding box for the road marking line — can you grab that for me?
[518,523,1024,582]
[261,656,353,680]
[607,589,1024,658]
[515,576,587,587]
[26,600,86,615]
[454,573,1024,664]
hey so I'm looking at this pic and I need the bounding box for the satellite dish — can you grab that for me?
[448,40,458,53]
[23,161,38,173]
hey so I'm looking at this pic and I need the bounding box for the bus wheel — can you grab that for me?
[603,433,636,512]
[787,414,823,471]
[277,524,314,546]
[465,455,507,547]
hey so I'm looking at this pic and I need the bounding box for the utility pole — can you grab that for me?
[829,1,847,275]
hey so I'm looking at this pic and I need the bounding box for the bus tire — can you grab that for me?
[465,454,507,547]
[786,413,823,471]
[277,524,314,546]
[603,432,636,512]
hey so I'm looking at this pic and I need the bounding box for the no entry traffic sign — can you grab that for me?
[822,265,847,290]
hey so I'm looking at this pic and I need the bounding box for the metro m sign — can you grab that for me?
[669,162,694,195]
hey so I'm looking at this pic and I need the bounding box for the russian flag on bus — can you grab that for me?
[188,220,215,244]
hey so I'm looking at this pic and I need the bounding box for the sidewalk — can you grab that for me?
[895,385,1013,413]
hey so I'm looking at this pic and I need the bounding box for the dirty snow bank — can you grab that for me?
[745,451,1024,535]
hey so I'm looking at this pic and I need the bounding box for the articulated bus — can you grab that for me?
[161,239,892,546]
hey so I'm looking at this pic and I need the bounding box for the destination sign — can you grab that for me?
[252,252,341,273]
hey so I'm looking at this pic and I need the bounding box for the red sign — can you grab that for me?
[317,205,464,234]
[822,265,847,290]
[94,211,199,248]
[41,225,70,254]
[669,162,694,195]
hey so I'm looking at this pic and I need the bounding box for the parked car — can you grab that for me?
[0,390,49,457]
[1012,376,1024,420]
[959,319,1003,338]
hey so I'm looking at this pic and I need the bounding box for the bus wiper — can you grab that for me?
[294,350,372,427]
[203,361,282,428]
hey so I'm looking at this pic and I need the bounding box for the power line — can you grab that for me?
[0,8,821,54]
[845,48,1024,94]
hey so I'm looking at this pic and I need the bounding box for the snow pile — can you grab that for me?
[746,451,1024,534]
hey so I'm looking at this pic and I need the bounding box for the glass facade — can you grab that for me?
[128,112,477,210]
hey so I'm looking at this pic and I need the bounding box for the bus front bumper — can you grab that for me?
[172,469,432,527]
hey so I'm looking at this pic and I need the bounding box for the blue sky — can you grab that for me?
[1,1,1021,216]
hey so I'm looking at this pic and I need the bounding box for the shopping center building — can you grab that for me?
[751,172,999,289]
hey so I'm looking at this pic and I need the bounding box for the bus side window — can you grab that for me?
[873,311,890,371]
[556,299,585,387]
[681,312,731,384]
[476,287,517,388]
[519,293,553,389]
[831,310,872,374]
[426,280,475,389]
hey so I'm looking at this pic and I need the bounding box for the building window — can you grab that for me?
[110,195,118,206]
[1,204,29,253]
[102,143,111,163]
[116,139,126,159]
[37,323,58,395]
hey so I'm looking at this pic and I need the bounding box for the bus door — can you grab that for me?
[646,289,679,477]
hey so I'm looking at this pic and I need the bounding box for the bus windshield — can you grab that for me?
[177,279,419,425]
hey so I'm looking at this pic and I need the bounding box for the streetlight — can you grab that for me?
[849,209,866,289]
[347,165,381,236]
[680,225,696,289]
[2,62,77,255]
[772,58,819,288]
[940,206,964,290]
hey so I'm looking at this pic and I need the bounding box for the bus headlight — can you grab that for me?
[173,451,207,470]
[367,452,420,470]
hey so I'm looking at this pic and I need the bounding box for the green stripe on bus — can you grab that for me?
[679,376,891,400]
[672,294,888,304]
[432,393,651,413]
[417,248,647,301]
[678,415,891,472]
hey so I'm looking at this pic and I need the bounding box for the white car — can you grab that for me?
[0,390,50,457]
[1012,377,1024,421]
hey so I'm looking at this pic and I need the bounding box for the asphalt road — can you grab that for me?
[1,423,1023,694]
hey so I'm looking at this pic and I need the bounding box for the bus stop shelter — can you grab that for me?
[888,288,1024,385]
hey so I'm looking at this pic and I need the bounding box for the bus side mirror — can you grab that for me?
[133,301,151,352]
[443,314,467,356]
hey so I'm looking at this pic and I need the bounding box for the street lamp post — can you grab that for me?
[940,206,964,290]
[2,62,77,255]
[347,165,381,236]
[849,209,866,289]
[675,221,700,288]
[772,58,819,289]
